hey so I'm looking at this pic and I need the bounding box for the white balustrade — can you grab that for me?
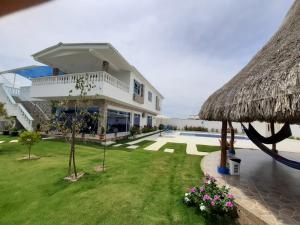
[31,71,129,93]
[0,84,33,131]
[4,86,20,97]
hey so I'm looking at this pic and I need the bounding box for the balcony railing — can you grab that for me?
[4,86,20,97]
[31,71,130,93]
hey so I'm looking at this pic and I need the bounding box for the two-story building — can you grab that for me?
[0,43,164,138]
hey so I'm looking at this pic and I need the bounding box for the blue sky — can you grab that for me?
[0,0,295,118]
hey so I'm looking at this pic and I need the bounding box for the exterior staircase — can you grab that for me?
[0,84,51,131]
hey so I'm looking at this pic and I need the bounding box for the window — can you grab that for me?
[147,116,152,127]
[107,109,131,133]
[134,113,140,127]
[156,96,160,110]
[134,80,141,96]
[56,106,99,134]
[148,91,152,102]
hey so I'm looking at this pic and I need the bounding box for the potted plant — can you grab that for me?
[130,126,139,139]
[2,125,10,135]
[99,126,106,140]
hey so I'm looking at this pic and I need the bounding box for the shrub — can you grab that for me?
[141,126,157,133]
[10,127,19,136]
[183,174,237,218]
[130,126,140,137]
[184,126,208,132]
[19,131,41,159]
[158,124,165,130]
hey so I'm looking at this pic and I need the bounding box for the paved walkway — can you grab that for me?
[201,149,300,225]
[124,131,300,156]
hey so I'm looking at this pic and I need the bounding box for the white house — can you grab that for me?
[0,43,164,138]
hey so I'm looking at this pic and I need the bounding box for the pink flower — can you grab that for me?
[213,195,220,201]
[227,194,234,199]
[200,187,205,192]
[225,201,234,208]
[203,194,211,201]
[205,180,211,185]
[190,187,196,193]
[211,201,215,206]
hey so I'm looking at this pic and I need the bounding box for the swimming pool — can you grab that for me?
[179,132,248,140]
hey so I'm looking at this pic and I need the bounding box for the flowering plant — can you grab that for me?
[184,174,237,217]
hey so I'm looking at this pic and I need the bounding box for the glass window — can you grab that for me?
[107,109,131,133]
[134,113,140,127]
[147,115,152,127]
[134,80,141,95]
[148,91,152,102]
[56,106,99,134]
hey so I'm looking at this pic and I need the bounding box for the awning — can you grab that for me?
[0,65,59,78]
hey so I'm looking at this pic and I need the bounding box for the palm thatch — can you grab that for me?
[199,0,300,123]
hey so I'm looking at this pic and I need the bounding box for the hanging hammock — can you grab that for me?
[241,123,300,170]
[248,123,292,144]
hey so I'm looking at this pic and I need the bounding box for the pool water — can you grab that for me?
[179,132,248,140]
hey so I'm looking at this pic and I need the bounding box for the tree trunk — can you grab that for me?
[72,145,77,177]
[228,121,235,151]
[71,126,77,178]
[68,146,72,175]
[220,121,228,168]
[270,122,277,152]
[102,142,106,171]
[28,145,31,159]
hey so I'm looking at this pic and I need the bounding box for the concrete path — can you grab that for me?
[126,145,139,149]
[127,131,300,156]
[164,148,174,153]
[144,140,165,151]
[127,133,160,145]
[186,143,208,156]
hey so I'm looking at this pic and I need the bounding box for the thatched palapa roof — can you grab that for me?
[199,0,300,123]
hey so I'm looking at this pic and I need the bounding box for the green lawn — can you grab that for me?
[197,144,220,153]
[0,134,19,142]
[0,137,236,225]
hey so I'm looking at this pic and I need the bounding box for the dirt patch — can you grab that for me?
[94,165,106,172]
[64,172,85,182]
[18,155,40,161]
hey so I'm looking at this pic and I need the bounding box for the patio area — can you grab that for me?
[201,149,300,225]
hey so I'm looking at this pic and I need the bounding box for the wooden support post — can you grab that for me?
[270,122,277,152]
[228,121,235,151]
[220,120,228,168]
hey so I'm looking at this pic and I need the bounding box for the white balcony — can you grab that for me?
[30,71,130,100]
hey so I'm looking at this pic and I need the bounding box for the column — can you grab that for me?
[219,120,228,173]
[270,122,277,153]
[97,100,108,136]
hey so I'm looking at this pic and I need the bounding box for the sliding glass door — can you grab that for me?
[107,109,131,133]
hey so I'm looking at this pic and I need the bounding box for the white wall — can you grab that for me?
[156,118,300,138]
[130,71,162,115]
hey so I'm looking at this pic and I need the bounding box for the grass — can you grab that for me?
[0,137,237,225]
[196,144,220,153]
[0,134,19,142]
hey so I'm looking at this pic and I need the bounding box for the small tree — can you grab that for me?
[158,124,164,136]
[42,75,97,179]
[19,131,41,159]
